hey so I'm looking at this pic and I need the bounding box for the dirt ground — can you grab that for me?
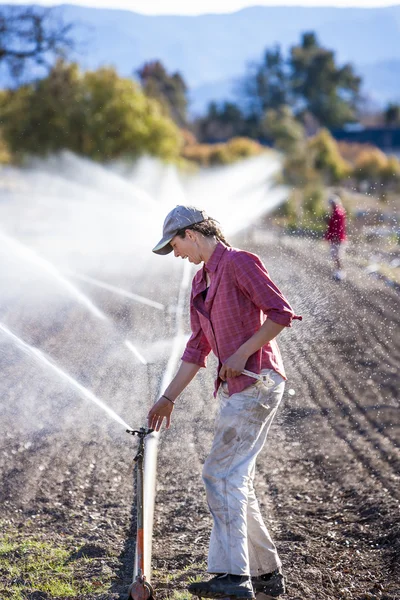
[0,231,399,600]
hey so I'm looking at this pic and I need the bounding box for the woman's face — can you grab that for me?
[170,231,202,264]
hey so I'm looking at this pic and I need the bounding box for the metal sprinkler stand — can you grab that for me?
[126,427,155,600]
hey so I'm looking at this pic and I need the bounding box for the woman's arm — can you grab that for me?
[147,361,201,431]
[219,319,285,380]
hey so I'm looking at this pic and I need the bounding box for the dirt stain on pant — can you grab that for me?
[222,427,237,444]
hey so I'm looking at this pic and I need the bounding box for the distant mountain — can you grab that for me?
[2,4,400,113]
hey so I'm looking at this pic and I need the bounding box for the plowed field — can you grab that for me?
[1,232,399,600]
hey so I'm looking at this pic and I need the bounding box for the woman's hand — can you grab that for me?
[219,350,248,380]
[220,321,286,381]
[147,396,174,431]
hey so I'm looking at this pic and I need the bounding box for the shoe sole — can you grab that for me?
[253,590,284,599]
[191,596,255,600]
[188,592,254,600]
[252,582,285,597]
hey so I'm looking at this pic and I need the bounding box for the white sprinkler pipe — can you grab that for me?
[135,260,192,582]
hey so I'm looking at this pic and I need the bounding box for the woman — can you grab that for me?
[325,194,347,280]
[149,205,301,599]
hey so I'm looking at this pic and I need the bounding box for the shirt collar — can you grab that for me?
[204,241,227,274]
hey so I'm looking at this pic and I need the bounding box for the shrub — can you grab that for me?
[225,136,264,159]
[0,129,11,164]
[353,147,388,181]
[208,145,234,166]
[303,185,325,218]
[262,106,305,153]
[283,150,319,187]
[181,137,264,167]
[337,141,377,166]
[277,194,298,226]
[181,143,215,167]
[307,129,351,184]
[380,155,400,189]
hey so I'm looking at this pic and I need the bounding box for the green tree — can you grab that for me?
[242,45,289,118]
[262,105,305,152]
[0,61,182,162]
[289,32,361,128]
[137,60,188,127]
[281,128,349,226]
[283,150,318,189]
[239,32,362,137]
[384,103,400,126]
[195,101,246,142]
[307,128,351,184]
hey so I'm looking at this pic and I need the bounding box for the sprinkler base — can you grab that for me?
[128,575,154,600]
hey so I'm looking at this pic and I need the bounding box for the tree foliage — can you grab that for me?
[384,103,400,126]
[241,32,361,133]
[194,101,247,143]
[283,128,356,191]
[289,33,361,127]
[0,61,183,162]
[307,128,351,184]
[137,60,188,127]
[243,46,289,118]
[0,6,74,80]
[262,105,305,153]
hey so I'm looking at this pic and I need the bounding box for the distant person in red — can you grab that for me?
[325,194,347,280]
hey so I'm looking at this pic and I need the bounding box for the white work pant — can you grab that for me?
[203,369,285,577]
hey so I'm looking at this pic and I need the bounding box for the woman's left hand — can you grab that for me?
[219,351,248,380]
[147,396,174,431]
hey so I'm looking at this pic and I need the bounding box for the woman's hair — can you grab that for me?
[329,193,342,207]
[176,218,231,247]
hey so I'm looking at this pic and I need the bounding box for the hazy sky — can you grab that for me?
[6,0,399,14]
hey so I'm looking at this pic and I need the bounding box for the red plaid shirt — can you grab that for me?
[181,242,302,396]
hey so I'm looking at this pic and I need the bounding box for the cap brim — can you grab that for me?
[152,236,174,255]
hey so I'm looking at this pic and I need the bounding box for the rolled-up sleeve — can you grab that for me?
[181,294,212,367]
[232,252,302,327]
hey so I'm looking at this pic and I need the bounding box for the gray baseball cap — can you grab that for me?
[152,205,208,255]
[329,193,341,206]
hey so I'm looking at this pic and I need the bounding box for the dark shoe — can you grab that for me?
[188,573,255,599]
[251,569,285,597]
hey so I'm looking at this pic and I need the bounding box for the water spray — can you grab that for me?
[126,427,156,600]
[0,231,107,321]
[0,322,133,430]
[0,320,156,599]
[69,271,165,311]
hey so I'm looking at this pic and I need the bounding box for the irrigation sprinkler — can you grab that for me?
[126,427,155,600]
